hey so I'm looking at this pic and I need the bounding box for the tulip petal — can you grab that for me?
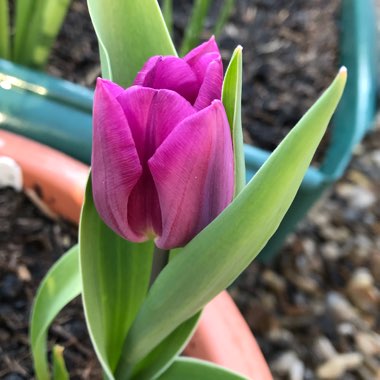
[92,78,144,242]
[194,58,223,110]
[184,36,221,84]
[133,56,161,86]
[149,100,234,249]
[133,56,200,104]
[116,87,196,239]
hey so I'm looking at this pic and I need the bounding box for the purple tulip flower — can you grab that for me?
[92,38,234,249]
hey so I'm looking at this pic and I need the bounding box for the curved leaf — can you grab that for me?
[30,245,81,380]
[129,312,201,380]
[79,177,154,379]
[222,46,245,196]
[157,358,248,380]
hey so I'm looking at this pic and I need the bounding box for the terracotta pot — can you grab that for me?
[0,130,273,380]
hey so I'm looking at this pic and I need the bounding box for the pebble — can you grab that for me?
[16,265,31,282]
[352,234,374,260]
[349,268,374,288]
[271,351,304,378]
[336,183,376,209]
[321,241,342,261]
[313,336,337,360]
[370,150,380,166]
[319,225,350,242]
[337,322,355,337]
[316,352,363,379]
[347,268,379,313]
[289,358,305,380]
[355,331,380,356]
[326,292,359,323]
[0,157,23,191]
[262,269,286,293]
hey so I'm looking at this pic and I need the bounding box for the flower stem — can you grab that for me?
[149,245,169,287]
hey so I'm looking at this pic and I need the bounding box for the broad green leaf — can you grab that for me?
[157,358,248,380]
[87,0,176,87]
[128,312,201,380]
[222,46,245,196]
[117,69,347,365]
[162,0,173,37]
[14,0,71,68]
[79,177,154,379]
[180,0,212,56]
[213,0,235,37]
[52,346,69,380]
[30,245,81,380]
[0,0,10,59]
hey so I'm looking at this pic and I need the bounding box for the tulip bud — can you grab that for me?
[92,38,234,249]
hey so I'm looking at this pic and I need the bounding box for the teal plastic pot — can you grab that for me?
[0,60,93,163]
[0,0,376,261]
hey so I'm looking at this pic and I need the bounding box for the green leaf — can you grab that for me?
[179,0,212,56]
[87,0,176,87]
[13,0,35,62]
[222,46,245,196]
[14,0,71,68]
[162,0,173,37]
[117,69,347,365]
[157,358,248,380]
[213,0,235,37]
[79,176,154,379]
[52,346,69,380]
[128,312,201,380]
[30,245,81,380]
[0,0,10,59]
[98,40,112,81]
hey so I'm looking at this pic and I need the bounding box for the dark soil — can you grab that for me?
[0,189,100,379]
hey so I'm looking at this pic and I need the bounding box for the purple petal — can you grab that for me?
[92,78,144,242]
[116,86,196,238]
[149,100,234,249]
[184,36,222,84]
[133,56,200,104]
[133,56,161,86]
[194,58,223,110]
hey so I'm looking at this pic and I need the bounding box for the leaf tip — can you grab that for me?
[338,66,347,80]
[53,345,65,355]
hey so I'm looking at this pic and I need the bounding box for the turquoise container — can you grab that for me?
[0,0,376,260]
